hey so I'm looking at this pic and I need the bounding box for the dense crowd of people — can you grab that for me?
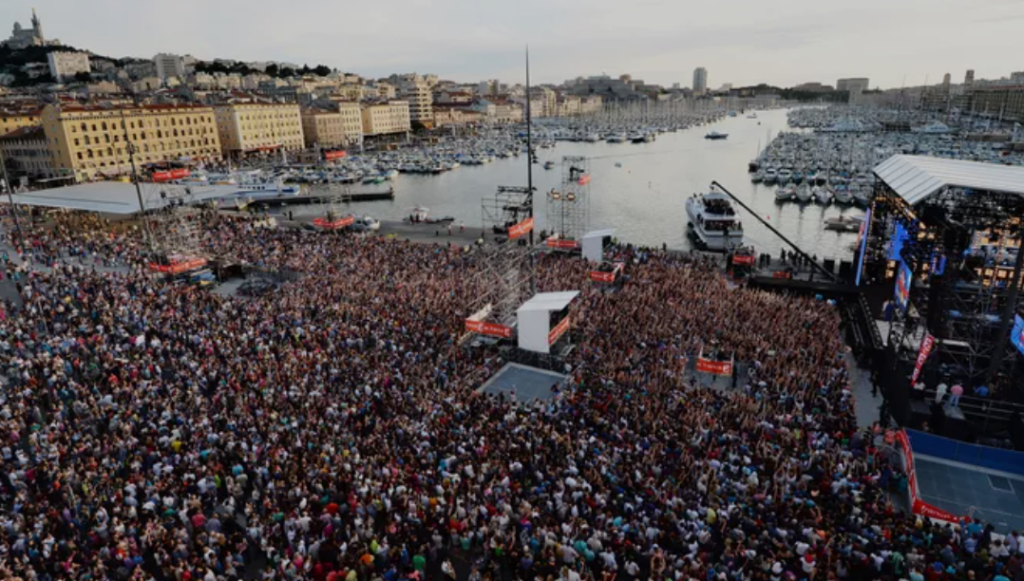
[0,212,1021,581]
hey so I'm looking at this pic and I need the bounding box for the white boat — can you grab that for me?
[775,184,796,202]
[795,183,813,203]
[833,187,853,205]
[813,186,832,205]
[685,188,744,251]
[763,168,778,184]
[585,133,600,143]
[606,133,627,143]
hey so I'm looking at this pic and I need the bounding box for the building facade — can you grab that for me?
[0,126,54,181]
[0,110,41,135]
[836,78,870,93]
[969,86,1024,123]
[693,67,708,94]
[301,105,362,148]
[360,101,411,135]
[40,104,222,182]
[392,74,434,128]
[213,103,304,157]
[154,53,186,80]
[47,52,91,82]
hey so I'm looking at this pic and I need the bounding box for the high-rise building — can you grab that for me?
[965,70,975,87]
[693,67,708,94]
[154,53,186,80]
[390,74,434,128]
[942,73,951,87]
[836,78,870,93]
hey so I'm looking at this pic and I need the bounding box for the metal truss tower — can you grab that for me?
[545,156,590,242]
[474,185,535,326]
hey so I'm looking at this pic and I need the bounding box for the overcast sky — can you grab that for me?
[4,0,1021,89]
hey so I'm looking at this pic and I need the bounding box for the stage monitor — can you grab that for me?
[1012,314,1024,357]
[855,207,872,286]
[889,221,910,261]
[895,259,912,312]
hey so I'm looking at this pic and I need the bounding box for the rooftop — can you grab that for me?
[873,154,1024,205]
[0,126,45,140]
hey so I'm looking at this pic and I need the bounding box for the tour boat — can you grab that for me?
[685,188,744,251]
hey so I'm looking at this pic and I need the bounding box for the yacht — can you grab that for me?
[685,188,744,251]
[606,133,627,144]
[705,131,729,140]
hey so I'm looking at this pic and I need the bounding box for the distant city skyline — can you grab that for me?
[3,0,1022,89]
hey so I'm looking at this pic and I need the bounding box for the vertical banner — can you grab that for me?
[909,334,935,386]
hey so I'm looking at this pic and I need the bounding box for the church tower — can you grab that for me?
[31,8,43,41]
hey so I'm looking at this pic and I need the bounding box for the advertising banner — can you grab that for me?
[732,254,755,266]
[148,257,207,274]
[546,238,580,249]
[324,150,347,161]
[548,316,570,345]
[465,319,513,338]
[578,174,591,185]
[909,334,935,386]
[152,171,171,183]
[696,346,733,376]
[892,429,966,523]
[314,216,355,229]
[509,217,534,239]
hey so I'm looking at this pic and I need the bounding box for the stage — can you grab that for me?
[915,455,1024,532]
[477,363,567,403]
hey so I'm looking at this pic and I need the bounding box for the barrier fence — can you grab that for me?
[905,428,1024,477]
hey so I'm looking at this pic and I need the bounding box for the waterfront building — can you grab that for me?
[969,86,1024,123]
[47,52,91,82]
[40,103,222,182]
[693,67,708,95]
[301,104,362,148]
[837,78,870,93]
[0,126,55,181]
[154,53,186,81]
[360,101,411,136]
[213,102,304,158]
[391,74,434,128]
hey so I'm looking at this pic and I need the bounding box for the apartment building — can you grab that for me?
[213,102,304,157]
[0,110,41,135]
[360,101,411,136]
[47,51,91,81]
[40,103,222,181]
[301,102,363,148]
[0,126,54,180]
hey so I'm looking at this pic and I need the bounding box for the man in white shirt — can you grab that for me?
[934,382,948,404]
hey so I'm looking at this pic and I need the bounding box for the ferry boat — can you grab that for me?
[685,188,744,251]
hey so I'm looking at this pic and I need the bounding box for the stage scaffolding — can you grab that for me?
[870,176,1024,388]
[545,156,591,243]
[472,185,535,327]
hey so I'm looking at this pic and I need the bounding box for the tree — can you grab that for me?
[300,64,311,75]
[265,63,279,77]
[313,65,331,77]
[279,67,295,78]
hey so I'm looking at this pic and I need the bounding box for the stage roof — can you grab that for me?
[874,155,1024,206]
[518,291,580,313]
[3,182,251,214]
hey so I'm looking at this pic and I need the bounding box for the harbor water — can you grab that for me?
[292,109,866,260]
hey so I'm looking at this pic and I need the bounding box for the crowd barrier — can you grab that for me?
[905,429,1024,477]
[890,429,966,523]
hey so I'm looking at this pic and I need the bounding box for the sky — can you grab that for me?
[3,0,1022,89]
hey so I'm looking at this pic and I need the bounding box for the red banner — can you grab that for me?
[696,357,733,376]
[324,150,347,161]
[314,216,355,229]
[546,237,579,249]
[169,168,190,180]
[578,174,591,185]
[733,254,755,266]
[152,171,171,183]
[590,263,623,283]
[910,334,935,386]
[892,429,967,523]
[508,217,534,240]
[148,257,207,274]
[548,316,570,345]
[465,320,513,338]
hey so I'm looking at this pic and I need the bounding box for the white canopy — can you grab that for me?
[873,154,1024,206]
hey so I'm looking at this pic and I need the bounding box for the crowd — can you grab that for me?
[0,212,1021,581]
